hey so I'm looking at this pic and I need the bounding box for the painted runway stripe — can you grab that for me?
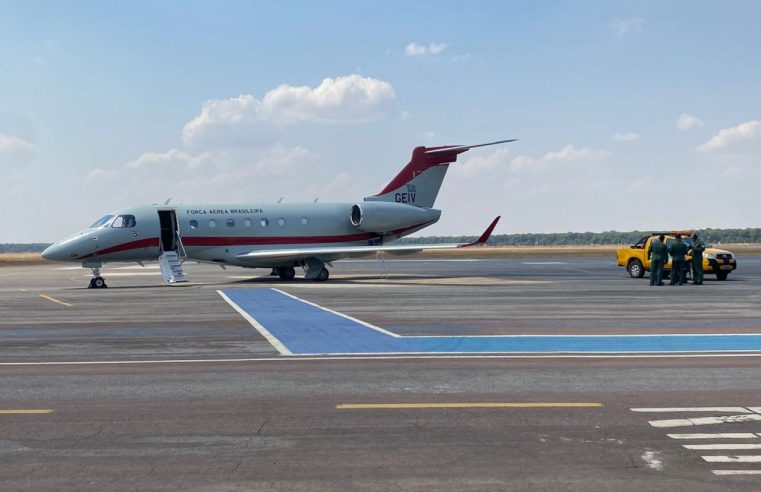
[38,294,72,307]
[632,407,753,413]
[702,455,761,463]
[668,433,760,440]
[712,470,761,475]
[336,402,603,410]
[0,409,54,414]
[1,352,761,367]
[685,444,761,450]
[219,288,761,356]
[649,414,761,428]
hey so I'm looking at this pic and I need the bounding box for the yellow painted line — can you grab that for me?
[38,294,72,307]
[0,409,54,414]
[336,402,604,410]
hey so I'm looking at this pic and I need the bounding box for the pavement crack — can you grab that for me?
[130,465,155,489]
[255,418,269,437]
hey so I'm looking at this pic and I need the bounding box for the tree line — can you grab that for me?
[2,228,761,253]
[396,228,761,246]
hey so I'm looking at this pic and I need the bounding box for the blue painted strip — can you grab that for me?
[222,289,761,355]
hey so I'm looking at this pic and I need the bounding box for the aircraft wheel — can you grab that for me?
[279,267,296,281]
[89,277,107,289]
[315,268,330,282]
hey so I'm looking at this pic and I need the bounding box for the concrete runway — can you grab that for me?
[1,257,761,490]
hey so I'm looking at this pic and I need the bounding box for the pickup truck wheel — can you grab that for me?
[628,259,645,278]
[716,271,729,281]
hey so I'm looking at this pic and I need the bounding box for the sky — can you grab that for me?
[1,1,760,242]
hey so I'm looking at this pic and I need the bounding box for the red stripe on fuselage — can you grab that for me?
[78,220,436,258]
[79,237,160,259]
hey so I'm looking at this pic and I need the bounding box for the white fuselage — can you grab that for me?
[42,202,441,268]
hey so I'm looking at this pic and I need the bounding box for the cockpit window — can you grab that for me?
[89,215,114,228]
[111,215,137,228]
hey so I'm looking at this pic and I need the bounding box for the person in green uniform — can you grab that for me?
[668,234,688,286]
[690,233,706,285]
[649,234,668,286]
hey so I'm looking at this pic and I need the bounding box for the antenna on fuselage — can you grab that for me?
[313,198,319,203]
[277,197,284,204]
[164,198,172,205]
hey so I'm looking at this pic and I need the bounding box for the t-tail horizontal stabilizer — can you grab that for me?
[367,139,516,208]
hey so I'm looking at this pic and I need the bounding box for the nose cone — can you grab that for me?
[41,244,65,261]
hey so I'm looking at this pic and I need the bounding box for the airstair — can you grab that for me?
[159,250,187,284]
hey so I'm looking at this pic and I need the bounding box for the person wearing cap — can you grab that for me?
[649,234,668,286]
[668,234,688,286]
[690,233,706,285]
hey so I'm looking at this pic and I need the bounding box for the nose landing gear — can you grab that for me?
[84,262,108,289]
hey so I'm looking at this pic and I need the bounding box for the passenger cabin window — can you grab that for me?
[301,217,308,226]
[89,215,114,228]
[244,218,252,227]
[260,218,269,227]
[111,214,136,228]
[189,220,199,230]
[226,218,235,228]
[208,219,217,228]
[278,217,286,226]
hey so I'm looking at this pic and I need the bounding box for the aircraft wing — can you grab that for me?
[236,216,500,263]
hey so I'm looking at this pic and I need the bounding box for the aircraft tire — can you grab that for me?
[315,268,330,282]
[90,277,107,289]
[279,267,296,281]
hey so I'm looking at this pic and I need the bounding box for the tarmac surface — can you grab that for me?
[1,257,761,490]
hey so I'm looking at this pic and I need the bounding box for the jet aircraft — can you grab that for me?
[42,140,513,287]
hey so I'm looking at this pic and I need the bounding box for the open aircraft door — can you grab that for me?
[157,209,188,283]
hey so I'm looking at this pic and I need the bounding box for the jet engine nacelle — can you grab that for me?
[350,202,440,232]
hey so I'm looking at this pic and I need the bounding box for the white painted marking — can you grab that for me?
[712,470,761,475]
[649,414,761,428]
[702,455,761,463]
[114,265,161,270]
[55,266,82,270]
[633,407,752,413]
[747,407,761,413]
[641,450,663,471]
[3,353,761,368]
[685,444,761,450]
[337,259,484,263]
[216,290,292,356]
[272,288,400,338]
[83,272,160,277]
[668,433,759,440]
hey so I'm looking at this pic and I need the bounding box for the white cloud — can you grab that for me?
[510,145,609,171]
[304,172,359,201]
[455,147,511,177]
[677,113,704,131]
[612,132,639,142]
[0,134,35,167]
[610,18,645,37]
[697,120,761,152]
[125,148,211,169]
[182,74,396,146]
[405,42,448,56]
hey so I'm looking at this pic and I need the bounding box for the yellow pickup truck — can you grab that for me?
[616,231,737,281]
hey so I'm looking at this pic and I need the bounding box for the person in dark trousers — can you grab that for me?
[668,234,688,286]
[649,234,668,286]
[690,233,706,285]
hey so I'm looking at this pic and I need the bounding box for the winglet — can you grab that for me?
[460,216,501,248]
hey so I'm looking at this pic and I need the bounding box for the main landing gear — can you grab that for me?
[86,263,108,289]
[272,262,330,282]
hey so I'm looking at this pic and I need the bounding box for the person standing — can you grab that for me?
[649,234,668,286]
[690,233,706,285]
[668,234,688,286]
